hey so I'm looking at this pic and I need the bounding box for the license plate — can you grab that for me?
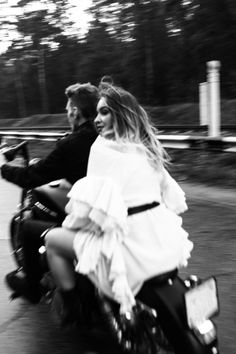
[185,277,219,329]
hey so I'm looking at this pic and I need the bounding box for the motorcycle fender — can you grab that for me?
[137,276,213,354]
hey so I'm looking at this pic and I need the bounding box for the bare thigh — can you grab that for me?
[45,227,76,260]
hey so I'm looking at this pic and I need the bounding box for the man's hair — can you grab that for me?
[65,82,99,120]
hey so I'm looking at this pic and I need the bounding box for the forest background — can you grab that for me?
[0,0,236,120]
[1,0,236,188]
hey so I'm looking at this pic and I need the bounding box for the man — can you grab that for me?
[1,82,99,303]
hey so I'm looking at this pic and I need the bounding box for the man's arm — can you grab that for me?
[1,138,67,188]
[1,128,97,189]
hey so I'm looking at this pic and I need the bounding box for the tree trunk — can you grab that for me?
[144,31,154,102]
[14,60,27,118]
[38,48,49,113]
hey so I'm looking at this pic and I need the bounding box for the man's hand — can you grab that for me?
[0,152,6,170]
[29,158,41,166]
[0,155,25,168]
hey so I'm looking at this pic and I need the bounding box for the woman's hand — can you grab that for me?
[82,220,102,234]
[112,275,136,314]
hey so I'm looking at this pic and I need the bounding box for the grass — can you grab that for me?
[168,148,236,188]
[1,98,236,127]
[0,113,69,128]
[0,99,236,189]
[147,99,236,125]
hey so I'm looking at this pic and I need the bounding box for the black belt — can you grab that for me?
[127,201,160,216]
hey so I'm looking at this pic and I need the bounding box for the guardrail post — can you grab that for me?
[199,82,209,126]
[207,60,221,137]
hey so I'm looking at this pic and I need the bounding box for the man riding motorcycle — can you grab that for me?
[1,82,99,303]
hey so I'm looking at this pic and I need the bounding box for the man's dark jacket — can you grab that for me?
[1,120,98,189]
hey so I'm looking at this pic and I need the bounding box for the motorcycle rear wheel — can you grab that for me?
[97,295,173,354]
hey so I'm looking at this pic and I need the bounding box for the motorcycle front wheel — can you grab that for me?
[10,213,26,269]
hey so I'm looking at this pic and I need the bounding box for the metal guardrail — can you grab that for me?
[1,124,236,132]
[158,135,236,152]
[0,129,236,152]
[0,126,70,132]
[0,130,67,142]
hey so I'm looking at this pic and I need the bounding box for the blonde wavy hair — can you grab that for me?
[99,83,169,168]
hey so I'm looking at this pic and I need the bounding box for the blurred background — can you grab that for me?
[1,0,236,188]
[0,2,236,353]
[0,0,236,119]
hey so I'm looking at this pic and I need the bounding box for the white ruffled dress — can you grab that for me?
[62,136,193,312]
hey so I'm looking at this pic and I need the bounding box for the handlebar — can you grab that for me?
[0,141,29,163]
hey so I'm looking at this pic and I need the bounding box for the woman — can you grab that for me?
[45,83,193,323]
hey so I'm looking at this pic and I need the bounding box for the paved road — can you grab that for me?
[0,175,236,353]
[0,180,20,241]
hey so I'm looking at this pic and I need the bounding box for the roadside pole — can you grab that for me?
[207,60,221,137]
[199,82,208,126]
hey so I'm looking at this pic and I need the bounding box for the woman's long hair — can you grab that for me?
[99,83,169,168]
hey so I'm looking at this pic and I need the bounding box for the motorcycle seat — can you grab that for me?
[32,182,70,221]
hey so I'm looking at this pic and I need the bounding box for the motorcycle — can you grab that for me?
[0,140,220,354]
[0,140,69,269]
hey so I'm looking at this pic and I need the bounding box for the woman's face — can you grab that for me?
[94,97,113,137]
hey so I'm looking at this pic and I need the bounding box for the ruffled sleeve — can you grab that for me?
[62,176,136,313]
[161,168,188,214]
[62,176,128,234]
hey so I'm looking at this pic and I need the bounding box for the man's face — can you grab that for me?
[66,98,78,128]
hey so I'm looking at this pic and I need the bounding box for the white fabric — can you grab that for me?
[62,176,135,311]
[62,136,193,312]
[63,176,127,233]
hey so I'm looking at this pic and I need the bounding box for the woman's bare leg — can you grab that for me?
[45,227,77,291]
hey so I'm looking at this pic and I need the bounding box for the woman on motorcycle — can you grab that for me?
[45,83,193,347]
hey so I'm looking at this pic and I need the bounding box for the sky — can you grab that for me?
[0,0,92,53]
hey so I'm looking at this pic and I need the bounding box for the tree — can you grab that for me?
[1,0,236,119]
[2,0,75,115]
[165,0,236,99]
[88,1,172,104]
